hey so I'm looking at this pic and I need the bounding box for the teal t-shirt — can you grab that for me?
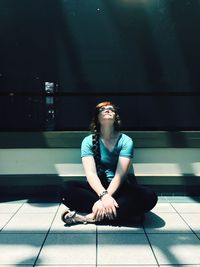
[81,133,134,181]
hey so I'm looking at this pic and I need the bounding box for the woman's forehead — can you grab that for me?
[100,105,113,108]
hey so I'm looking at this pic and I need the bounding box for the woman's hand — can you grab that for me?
[101,194,119,220]
[92,200,106,221]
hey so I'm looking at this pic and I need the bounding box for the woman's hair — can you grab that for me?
[90,101,121,176]
[90,101,121,133]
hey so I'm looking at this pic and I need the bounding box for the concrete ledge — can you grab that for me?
[0,131,200,148]
[0,131,200,196]
[0,148,199,176]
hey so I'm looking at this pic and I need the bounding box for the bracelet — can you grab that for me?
[99,190,108,200]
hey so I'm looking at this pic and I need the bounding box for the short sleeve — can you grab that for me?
[81,135,94,158]
[119,136,134,158]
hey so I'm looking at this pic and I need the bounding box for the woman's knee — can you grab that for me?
[143,189,158,212]
[133,185,158,213]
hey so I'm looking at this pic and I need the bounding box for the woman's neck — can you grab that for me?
[100,126,117,140]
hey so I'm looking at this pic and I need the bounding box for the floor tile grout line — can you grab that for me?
[96,225,98,267]
[167,202,200,235]
[1,197,200,266]
[1,207,61,233]
[145,200,200,236]
[143,222,160,267]
[32,202,61,267]
[172,204,200,241]
[0,202,25,232]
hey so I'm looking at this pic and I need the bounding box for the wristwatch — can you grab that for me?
[99,190,108,200]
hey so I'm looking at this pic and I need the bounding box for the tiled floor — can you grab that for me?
[1,196,200,266]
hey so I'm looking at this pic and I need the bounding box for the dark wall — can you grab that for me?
[0,0,200,130]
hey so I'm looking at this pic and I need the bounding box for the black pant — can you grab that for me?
[61,177,158,220]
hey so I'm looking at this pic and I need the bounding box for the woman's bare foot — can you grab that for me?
[85,213,96,222]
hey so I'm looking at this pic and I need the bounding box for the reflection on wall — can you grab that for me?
[0,0,200,130]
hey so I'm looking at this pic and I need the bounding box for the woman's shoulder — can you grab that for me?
[118,133,134,148]
[120,133,133,142]
[81,134,94,156]
[82,134,93,144]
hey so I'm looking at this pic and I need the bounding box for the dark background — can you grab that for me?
[0,0,200,131]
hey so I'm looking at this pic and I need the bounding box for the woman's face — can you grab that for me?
[98,105,116,125]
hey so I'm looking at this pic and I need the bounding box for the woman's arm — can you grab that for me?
[100,156,132,219]
[82,156,108,221]
[82,155,132,220]
[82,156,106,196]
[107,156,132,196]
